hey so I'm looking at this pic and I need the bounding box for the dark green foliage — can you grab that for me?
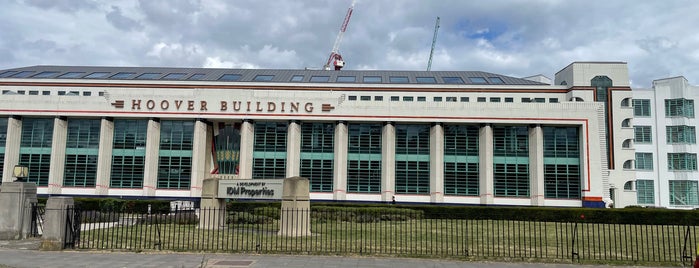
[74,198,171,213]
[227,211,274,224]
[139,212,198,225]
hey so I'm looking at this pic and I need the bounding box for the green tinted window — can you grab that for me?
[543,127,580,199]
[634,126,652,144]
[493,126,529,197]
[395,124,430,194]
[300,123,334,192]
[111,119,148,188]
[347,123,382,193]
[636,180,654,204]
[444,125,479,196]
[64,119,101,187]
[252,122,287,179]
[158,120,194,189]
[19,118,54,186]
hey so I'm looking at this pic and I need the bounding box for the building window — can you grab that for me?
[493,126,529,197]
[624,181,633,191]
[63,119,101,187]
[623,160,633,170]
[505,97,513,103]
[477,97,486,102]
[253,75,274,81]
[446,97,457,102]
[667,125,696,144]
[310,76,330,82]
[300,123,334,192]
[395,124,430,194]
[374,96,383,101]
[19,118,54,186]
[111,119,148,188]
[348,96,357,101]
[390,96,399,101]
[290,75,304,82]
[158,120,194,189]
[490,97,501,102]
[416,77,436,83]
[363,76,382,83]
[460,97,469,102]
[534,98,545,103]
[336,76,356,83]
[543,127,580,199]
[620,98,632,107]
[444,124,479,196]
[443,77,464,84]
[669,180,699,206]
[635,153,653,170]
[636,180,654,204]
[634,126,652,144]
[622,139,633,148]
[403,96,413,101]
[219,74,242,81]
[389,76,408,83]
[668,153,698,171]
[469,77,487,84]
[549,98,559,103]
[632,99,650,117]
[214,122,241,175]
[621,118,632,128]
[253,122,287,179]
[665,98,695,118]
[433,97,442,102]
[521,98,531,103]
[360,96,371,101]
[417,96,426,102]
[347,123,382,193]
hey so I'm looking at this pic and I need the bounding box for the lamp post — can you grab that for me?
[12,165,28,182]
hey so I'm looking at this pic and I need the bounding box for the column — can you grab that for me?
[430,123,444,203]
[381,122,395,201]
[286,120,301,177]
[2,116,22,183]
[95,118,114,195]
[238,120,254,179]
[47,117,67,195]
[479,124,494,204]
[333,121,348,200]
[142,118,160,196]
[190,119,209,197]
[530,125,545,206]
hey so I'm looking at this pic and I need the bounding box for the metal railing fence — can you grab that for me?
[62,207,698,266]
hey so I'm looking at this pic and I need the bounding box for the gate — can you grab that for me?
[63,205,81,249]
[29,203,45,237]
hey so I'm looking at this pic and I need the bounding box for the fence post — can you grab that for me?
[0,182,38,240]
[39,197,74,250]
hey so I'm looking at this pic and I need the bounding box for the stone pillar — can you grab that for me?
[2,116,22,183]
[39,197,74,250]
[238,120,254,179]
[430,123,444,203]
[286,120,301,177]
[191,120,210,197]
[0,182,38,240]
[199,178,225,230]
[530,125,545,206]
[479,124,494,204]
[381,122,396,202]
[48,117,67,195]
[333,121,348,200]
[279,176,310,237]
[95,118,114,195]
[143,118,161,196]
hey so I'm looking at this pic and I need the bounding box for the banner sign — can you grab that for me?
[218,179,284,199]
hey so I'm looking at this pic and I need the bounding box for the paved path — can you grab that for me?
[0,239,677,268]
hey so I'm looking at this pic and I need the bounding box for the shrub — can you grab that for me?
[227,212,274,224]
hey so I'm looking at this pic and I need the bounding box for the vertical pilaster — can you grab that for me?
[190,119,209,197]
[333,121,348,200]
[286,120,301,177]
[530,125,545,206]
[430,123,444,203]
[479,124,494,204]
[95,118,114,195]
[48,117,67,195]
[2,116,22,183]
[143,118,160,196]
[238,120,254,179]
[381,122,395,201]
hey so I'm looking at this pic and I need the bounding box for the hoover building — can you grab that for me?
[0,62,636,208]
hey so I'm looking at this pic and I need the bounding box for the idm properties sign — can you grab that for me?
[218,179,284,200]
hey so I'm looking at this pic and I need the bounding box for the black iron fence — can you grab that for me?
[62,206,698,266]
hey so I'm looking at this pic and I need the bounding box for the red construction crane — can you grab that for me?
[323,0,356,70]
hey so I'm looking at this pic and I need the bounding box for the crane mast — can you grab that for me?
[324,0,356,70]
[427,16,440,71]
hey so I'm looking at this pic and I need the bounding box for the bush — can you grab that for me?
[139,212,198,225]
[227,212,274,224]
[254,207,280,218]
[80,210,120,223]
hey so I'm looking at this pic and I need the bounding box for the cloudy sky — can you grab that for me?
[1,0,698,87]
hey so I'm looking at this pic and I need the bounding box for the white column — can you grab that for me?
[48,117,67,195]
[430,123,444,203]
[381,122,395,201]
[333,121,348,200]
[95,118,114,195]
[142,118,161,196]
[530,125,545,206]
[2,116,22,182]
[479,124,494,204]
[286,120,301,177]
[190,119,209,197]
[238,120,254,179]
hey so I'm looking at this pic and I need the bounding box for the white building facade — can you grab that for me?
[0,62,636,208]
[633,77,699,208]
